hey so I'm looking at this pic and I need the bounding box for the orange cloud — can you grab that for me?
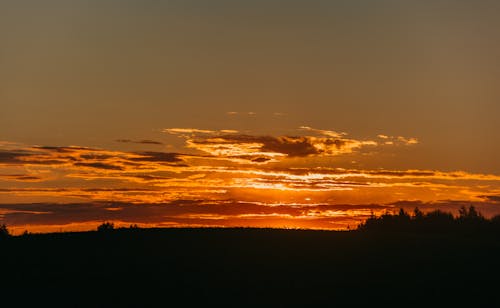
[1,133,500,233]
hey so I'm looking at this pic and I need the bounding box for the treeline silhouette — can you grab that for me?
[1,208,500,306]
[358,206,500,233]
[1,206,497,239]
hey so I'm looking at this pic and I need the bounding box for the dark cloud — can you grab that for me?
[478,195,500,203]
[265,167,440,179]
[0,187,155,193]
[1,145,187,173]
[252,157,272,163]
[0,174,42,181]
[139,140,163,145]
[132,174,173,181]
[0,188,69,193]
[261,136,322,157]
[78,154,115,161]
[190,134,354,157]
[116,139,163,145]
[34,146,99,153]
[0,150,67,165]
[0,150,31,164]
[74,162,124,171]
[1,147,105,166]
[131,152,184,163]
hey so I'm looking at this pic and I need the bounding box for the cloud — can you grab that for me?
[164,128,216,135]
[0,150,30,164]
[165,127,419,164]
[397,136,419,145]
[374,134,418,145]
[34,146,97,152]
[116,139,163,145]
[1,145,189,186]
[130,152,184,163]
[135,140,164,145]
[225,111,258,116]
[0,149,68,165]
[186,134,376,159]
[366,170,436,177]
[478,195,500,203]
[164,128,239,136]
[74,162,125,171]
[252,157,272,163]
[299,126,346,138]
[0,174,42,182]
[163,127,424,163]
[1,137,500,229]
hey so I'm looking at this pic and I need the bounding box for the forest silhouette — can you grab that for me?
[1,206,500,306]
[358,205,499,232]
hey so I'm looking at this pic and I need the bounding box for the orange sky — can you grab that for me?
[1,127,499,234]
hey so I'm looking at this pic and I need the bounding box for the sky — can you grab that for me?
[1,0,500,233]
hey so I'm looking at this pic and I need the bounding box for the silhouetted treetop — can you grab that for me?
[358,206,498,233]
[0,224,10,238]
[459,205,484,220]
[97,222,115,232]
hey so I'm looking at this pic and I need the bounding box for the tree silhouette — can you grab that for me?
[357,206,492,232]
[97,222,115,232]
[413,207,424,220]
[0,224,10,238]
[458,205,484,220]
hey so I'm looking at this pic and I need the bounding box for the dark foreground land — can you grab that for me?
[1,225,500,307]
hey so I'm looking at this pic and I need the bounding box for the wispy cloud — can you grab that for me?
[225,111,257,116]
[164,128,218,134]
[299,126,346,138]
[0,174,43,182]
[397,136,419,145]
[116,139,163,145]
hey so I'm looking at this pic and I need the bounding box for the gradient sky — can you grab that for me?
[1,0,499,233]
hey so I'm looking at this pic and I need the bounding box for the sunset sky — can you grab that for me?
[1,0,500,233]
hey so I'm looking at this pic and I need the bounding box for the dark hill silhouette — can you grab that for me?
[1,207,500,307]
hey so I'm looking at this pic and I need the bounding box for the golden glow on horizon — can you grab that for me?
[1,127,499,233]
